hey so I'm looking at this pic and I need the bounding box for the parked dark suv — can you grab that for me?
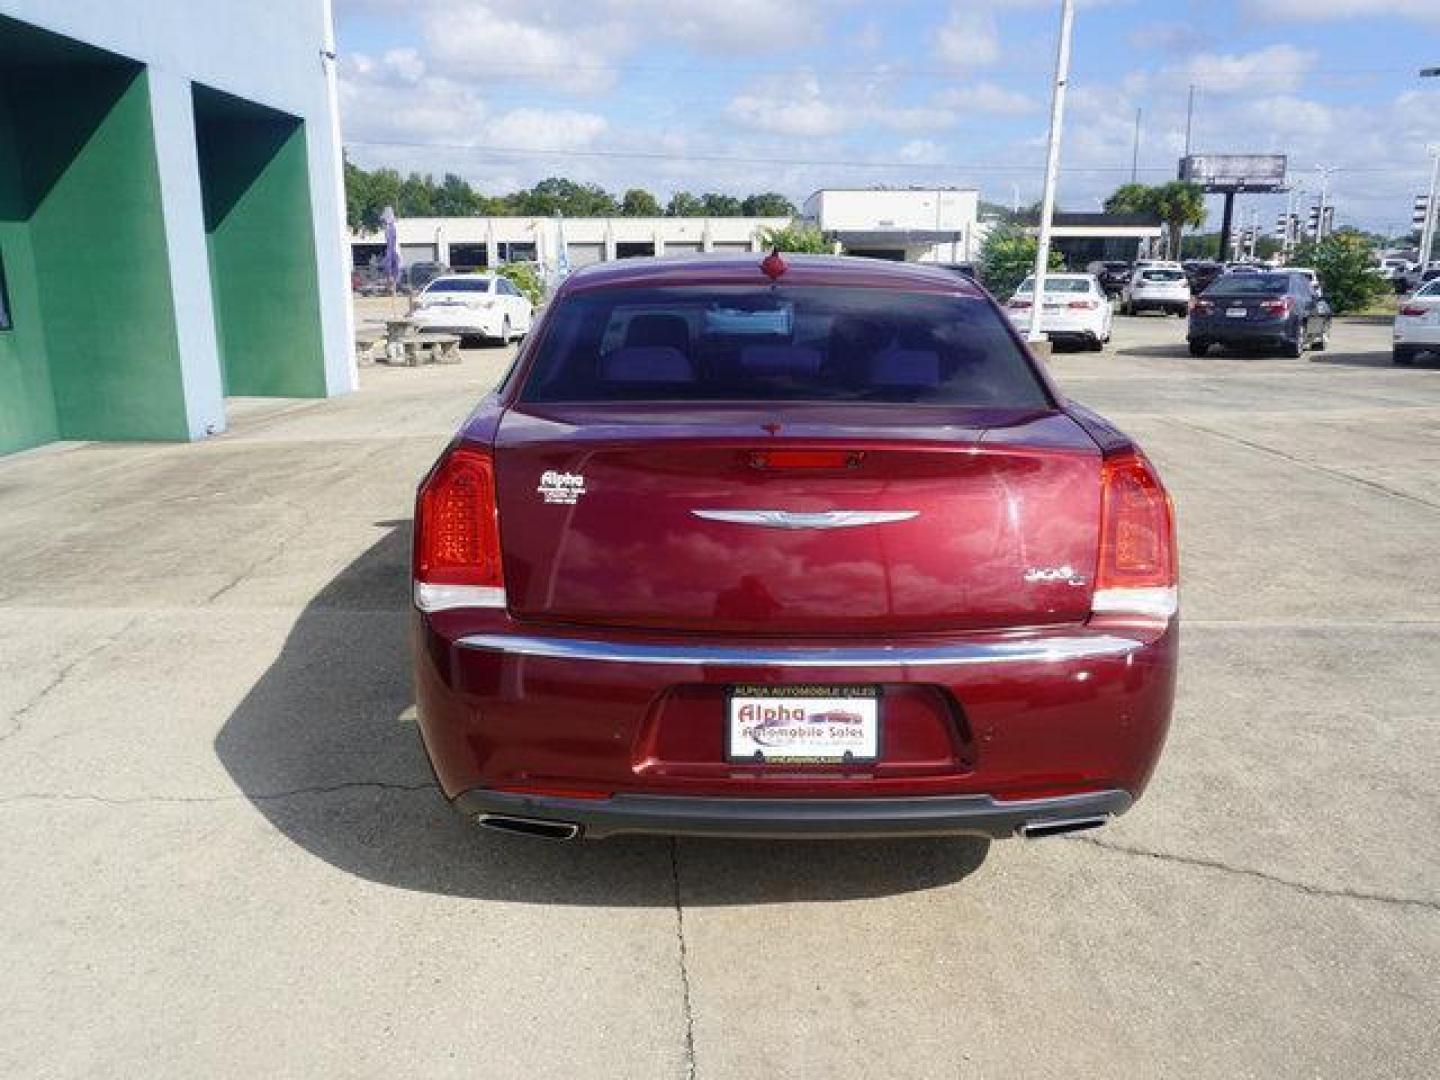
[1188,271,1331,357]
[1086,260,1132,297]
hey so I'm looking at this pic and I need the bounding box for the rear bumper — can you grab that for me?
[1189,316,1293,345]
[454,786,1133,839]
[414,613,1178,820]
[412,310,505,337]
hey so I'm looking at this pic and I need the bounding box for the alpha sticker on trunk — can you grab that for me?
[537,470,586,504]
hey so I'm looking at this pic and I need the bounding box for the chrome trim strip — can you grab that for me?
[691,509,918,530]
[455,632,1142,667]
[1090,586,1179,619]
[415,582,507,612]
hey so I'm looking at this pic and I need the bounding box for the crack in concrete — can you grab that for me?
[1073,834,1440,913]
[0,616,141,747]
[1168,417,1440,513]
[670,839,698,1080]
[0,780,436,808]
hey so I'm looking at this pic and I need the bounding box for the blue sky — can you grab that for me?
[334,0,1440,233]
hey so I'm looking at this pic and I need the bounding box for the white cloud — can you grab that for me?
[483,108,609,150]
[897,139,945,165]
[938,82,1039,116]
[936,7,1001,68]
[1245,0,1440,21]
[1148,44,1319,96]
[606,0,821,49]
[420,3,630,94]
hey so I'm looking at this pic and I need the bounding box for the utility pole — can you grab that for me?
[1027,0,1075,345]
[1183,84,1196,159]
[1131,108,1142,183]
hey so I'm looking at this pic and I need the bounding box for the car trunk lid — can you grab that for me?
[492,404,1102,635]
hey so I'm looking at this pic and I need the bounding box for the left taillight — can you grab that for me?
[413,446,506,612]
[1091,450,1178,621]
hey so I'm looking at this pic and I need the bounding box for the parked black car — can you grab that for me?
[1183,260,1224,295]
[1086,259,1132,296]
[1188,271,1331,357]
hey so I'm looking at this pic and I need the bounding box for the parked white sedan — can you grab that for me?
[1394,277,1440,365]
[1004,273,1113,350]
[412,275,533,345]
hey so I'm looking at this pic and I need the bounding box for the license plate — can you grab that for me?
[726,685,880,764]
[1226,307,1247,318]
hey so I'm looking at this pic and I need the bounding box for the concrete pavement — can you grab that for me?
[0,313,1436,1078]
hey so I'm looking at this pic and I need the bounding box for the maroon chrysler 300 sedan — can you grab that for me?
[411,253,1178,841]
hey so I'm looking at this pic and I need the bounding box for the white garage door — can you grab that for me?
[567,243,605,268]
[711,241,754,254]
[401,244,437,264]
[667,241,703,254]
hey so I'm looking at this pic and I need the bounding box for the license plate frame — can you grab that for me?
[725,684,882,765]
[1226,307,1247,318]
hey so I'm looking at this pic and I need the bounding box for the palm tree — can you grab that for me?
[1150,182,1207,259]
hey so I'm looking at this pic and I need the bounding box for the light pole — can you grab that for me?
[1028,0,1076,345]
[1421,68,1440,264]
[1314,165,1335,242]
[1421,145,1440,267]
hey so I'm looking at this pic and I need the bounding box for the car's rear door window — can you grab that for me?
[521,285,1051,407]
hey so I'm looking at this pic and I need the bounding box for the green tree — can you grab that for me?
[1103,183,1154,215]
[700,193,743,216]
[666,191,706,217]
[1291,230,1387,314]
[978,223,1061,299]
[397,172,437,216]
[758,224,831,253]
[620,188,662,216]
[742,192,797,216]
[495,262,545,305]
[433,173,480,217]
[512,177,620,216]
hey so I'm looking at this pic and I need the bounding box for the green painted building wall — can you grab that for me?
[0,17,191,453]
[0,91,57,455]
[21,66,188,441]
[196,88,326,398]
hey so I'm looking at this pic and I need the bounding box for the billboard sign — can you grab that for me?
[1179,154,1288,192]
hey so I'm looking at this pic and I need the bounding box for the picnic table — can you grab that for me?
[377,318,461,366]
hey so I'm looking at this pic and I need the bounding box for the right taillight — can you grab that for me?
[413,446,505,612]
[1092,450,1178,620]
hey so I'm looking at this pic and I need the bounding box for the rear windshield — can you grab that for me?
[521,285,1050,407]
[1140,270,1185,282]
[1017,277,1090,294]
[1206,276,1290,297]
[427,278,492,293]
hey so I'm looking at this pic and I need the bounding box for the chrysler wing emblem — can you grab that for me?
[691,509,919,530]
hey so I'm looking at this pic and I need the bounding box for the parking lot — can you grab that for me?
[1,310,1437,1078]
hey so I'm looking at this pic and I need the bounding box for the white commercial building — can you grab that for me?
[351,216,793,274]
[801,188,981,264]
[0,0,353,456]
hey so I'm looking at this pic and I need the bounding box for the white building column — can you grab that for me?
[145,68,225,440]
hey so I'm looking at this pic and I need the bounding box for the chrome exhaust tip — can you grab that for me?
[476,814,582,841]
[1017,815,1109,839]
